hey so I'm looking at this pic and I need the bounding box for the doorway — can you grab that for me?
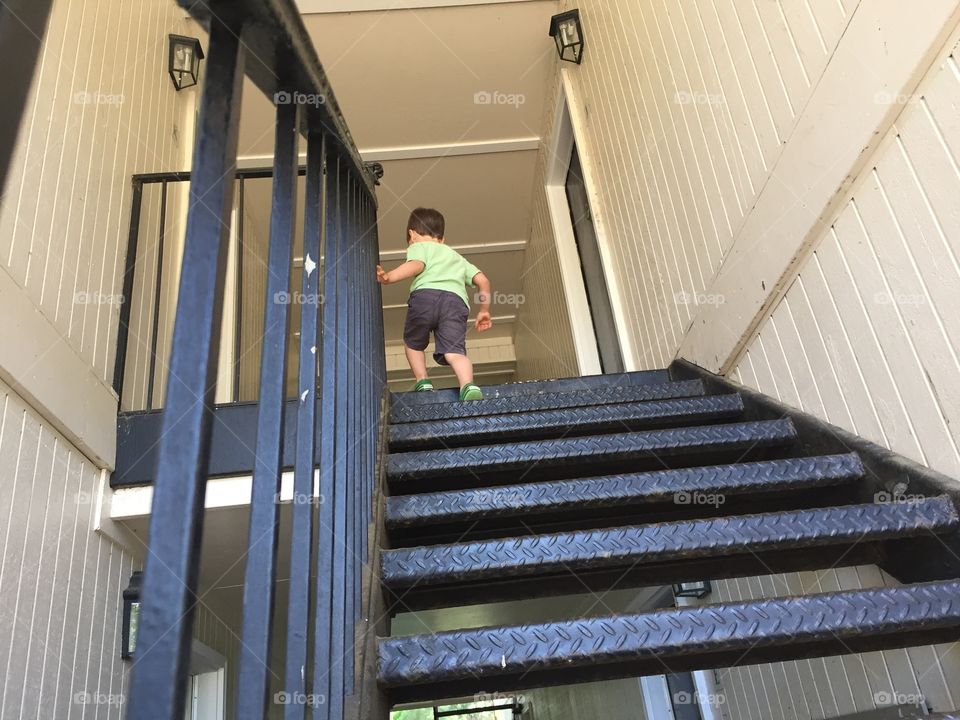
[544,75,626,375]
[564,142,625,374]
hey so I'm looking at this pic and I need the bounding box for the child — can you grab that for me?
[376,208,492,400]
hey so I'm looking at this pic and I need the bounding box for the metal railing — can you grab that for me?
[115,3,387,720]
[114,167,310,411]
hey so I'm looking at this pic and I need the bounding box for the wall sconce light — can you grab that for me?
[168,34,204,91]
[121,570,143,660]
[549,9,584,65]
[673,580,711,599]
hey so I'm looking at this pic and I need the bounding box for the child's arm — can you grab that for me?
[376,260,424,284]
[472,271,493,331]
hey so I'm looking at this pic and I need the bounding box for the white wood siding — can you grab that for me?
[733,39,960,482]
[514,81,581,381]
[536,0,854,370]
[516,0,859,376]
[0,0,193,389]
[721,34,960,720]
[192,603,241,720]
[0,376,136,719]
[713,567,960,718]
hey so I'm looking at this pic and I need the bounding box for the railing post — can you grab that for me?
[330,151,352,720]
[113,178,144,401]
[0,0,53,195]
[284,129,325,719]
[146,180,168,410]
[236,98,300,720]
[126,11,246,720]
[314,146,340,720]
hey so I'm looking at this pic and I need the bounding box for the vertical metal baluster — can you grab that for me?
[352,179,363,626]
[330,162,352,720]
[0,0,54,194]
[360,189,373,563]
[114,179,144,401]
[284,130,324,720]
[234,177,245,401]
[344,176,359,686]
[236,99,299,720]
[314,145,338,720]
[126,14,245,720]
[366,193,376,564]
[146,180,167,411]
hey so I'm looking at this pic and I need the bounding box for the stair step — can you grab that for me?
[388,394,744,451]
[386,419,798,486]
[390,379,704,424]
[390,368,672,409]
[378,579,960,702]
[381,496,957,594]
[385,453,865,529]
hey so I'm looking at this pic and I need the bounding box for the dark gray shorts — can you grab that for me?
[403,289,469,365]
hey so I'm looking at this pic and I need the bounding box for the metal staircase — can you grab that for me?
[375,364,960,709]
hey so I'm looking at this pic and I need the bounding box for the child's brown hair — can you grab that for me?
[406,207,445,240]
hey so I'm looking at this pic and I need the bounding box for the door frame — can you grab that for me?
[544,70,635,374]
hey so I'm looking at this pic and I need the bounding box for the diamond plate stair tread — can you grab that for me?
[378,580,960,689]
[386,419,798,481]
[390,379,704,424]
[390,369,673,409]
[380,495,958,588]
[388,394,744,450]
[385,453,865,528]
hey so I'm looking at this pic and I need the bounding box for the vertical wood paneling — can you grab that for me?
[192,603,240,720]
[725,39,960,718]
[0,378,136,719]
[0,0,192,387]
[514,81,581,381]
[518,0,853,370]
[714,566,959,719]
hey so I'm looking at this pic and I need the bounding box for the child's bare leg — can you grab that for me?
[443,352,474,387]
[405,346,429,380]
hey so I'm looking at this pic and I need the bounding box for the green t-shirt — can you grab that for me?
[406,241,481,308]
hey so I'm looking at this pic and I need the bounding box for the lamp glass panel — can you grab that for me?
[560,18,580,46]
[128,601,141,654]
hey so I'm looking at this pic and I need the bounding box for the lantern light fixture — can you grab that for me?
[548,9,584,65]
[673,580,712,599]
[168,34,204,91]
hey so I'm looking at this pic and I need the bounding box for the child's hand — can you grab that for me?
[376,265,390,284]
[475,310,492,332]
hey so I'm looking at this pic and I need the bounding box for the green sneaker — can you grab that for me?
[413,379,434,392]
[459,383,483,401]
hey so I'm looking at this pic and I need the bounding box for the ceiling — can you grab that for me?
[232,0,559,382]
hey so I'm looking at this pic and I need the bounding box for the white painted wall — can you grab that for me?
[0,0,195,462]
[515,0,862,378]
[731,35,960,478]
[0,376,136,719]
[712,567,960,718]
[514,79,582,381]
[714,30,960,720]
[0,1,204,717]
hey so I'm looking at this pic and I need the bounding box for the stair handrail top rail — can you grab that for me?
[178,0,378,201]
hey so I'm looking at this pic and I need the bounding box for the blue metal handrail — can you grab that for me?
[114,3,387,719]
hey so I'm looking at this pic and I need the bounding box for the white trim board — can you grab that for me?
[378,239,526,262]
[558,69,637,371]
[236,137,539,169]
[110,470,306,520]
[544,75,601,377]
[296,0,540,13]
[0,264,118,468]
